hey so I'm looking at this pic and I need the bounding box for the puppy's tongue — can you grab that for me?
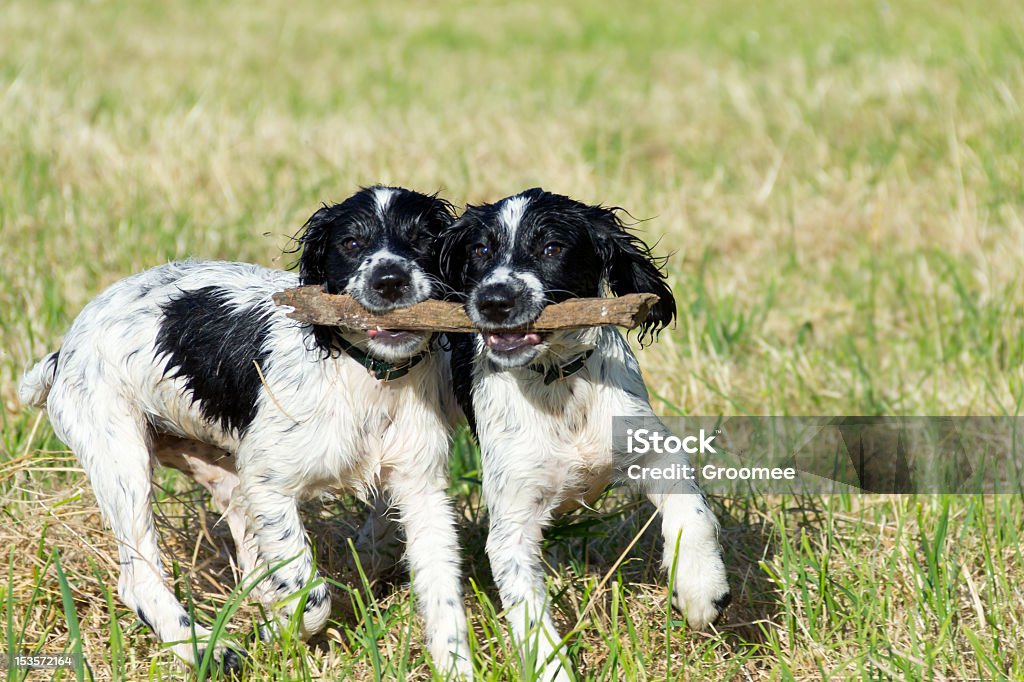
[367,328,415,344]
[485,332,543,353]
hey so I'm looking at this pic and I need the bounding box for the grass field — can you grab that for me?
[2,0,1024,679]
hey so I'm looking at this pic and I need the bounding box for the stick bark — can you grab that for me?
[272,286,658,332]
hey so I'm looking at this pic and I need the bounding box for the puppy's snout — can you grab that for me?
[369,263,412,302]
[475,284,518,324]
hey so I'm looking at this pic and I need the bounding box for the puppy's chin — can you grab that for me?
[365,329,431,361]
[482,332,547,369]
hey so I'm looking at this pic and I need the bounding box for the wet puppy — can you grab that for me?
[437,188,730,681]
[19,186,472,678]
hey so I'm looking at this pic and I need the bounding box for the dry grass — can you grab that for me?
[2,0,1024,679]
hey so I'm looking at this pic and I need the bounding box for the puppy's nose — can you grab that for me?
[475,284,517,323]
[369,264,412,302]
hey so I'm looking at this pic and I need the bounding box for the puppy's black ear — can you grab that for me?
[434,209,479,300]
[290,202,350,355]
[421,193,457,238]
[296,203,340,288]
[592,207,676,345]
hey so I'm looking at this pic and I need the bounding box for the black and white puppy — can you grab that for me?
[437,188,730,681]
[18,186,472,678]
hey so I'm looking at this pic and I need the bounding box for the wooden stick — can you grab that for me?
[272,286,659,332]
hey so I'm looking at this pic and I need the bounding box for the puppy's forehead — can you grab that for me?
[371,187,447,235]
[373,186,398,217]
[369,187,419,227]
[496,194,531,236]
[488,190,581,238]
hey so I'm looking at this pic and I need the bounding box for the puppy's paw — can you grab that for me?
[196,643,248,677]
[539,663,573,682]
[672,585,731,629]
[667,538,731,629]
[439,655,476,682]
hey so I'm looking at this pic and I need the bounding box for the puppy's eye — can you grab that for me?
[341,237,361,253]
[542,243,564,257]
[472,243,491,258]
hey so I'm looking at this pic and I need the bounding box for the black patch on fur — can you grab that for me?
[249,625,272,644]
[137,607,155,632]
[197,646,247,676]
[449,333,478,438]
[713,591,732,612]
[305,585,328,609]
[179,614,193,629]
[269,572,290,592]
[156,286,273,434]
[220,648,247,676]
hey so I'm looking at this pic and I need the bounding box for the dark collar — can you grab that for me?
[335,334,433,382]
[529,349,594,385]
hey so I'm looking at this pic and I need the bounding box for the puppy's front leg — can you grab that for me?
[387,470,472,679]
[625,419,731,628]
[484,477,571,682]
[645,489,731,628]
[241,481,330,639]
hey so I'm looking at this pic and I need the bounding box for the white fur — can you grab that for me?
[478,267,544,301]
[515,271,544,300]
[19,260,472,678]
[497,195,530,249]
[484,265,514,286]
[374,186,397,216]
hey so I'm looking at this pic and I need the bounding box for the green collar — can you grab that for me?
[335,334,432,382]
[529,349,594,385]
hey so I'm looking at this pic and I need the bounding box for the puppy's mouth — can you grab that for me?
[358,326,429,363]
[484,332,545,354]
[367,328,420,346]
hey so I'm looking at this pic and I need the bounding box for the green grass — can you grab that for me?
[2,0,1023,679]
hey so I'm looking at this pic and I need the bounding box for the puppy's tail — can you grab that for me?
[18,351,60,407]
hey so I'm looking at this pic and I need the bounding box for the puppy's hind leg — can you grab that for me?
[153,437,257,579]
[49,398,245,672]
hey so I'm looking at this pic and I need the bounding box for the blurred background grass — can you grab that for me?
[1,0,1023,679]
